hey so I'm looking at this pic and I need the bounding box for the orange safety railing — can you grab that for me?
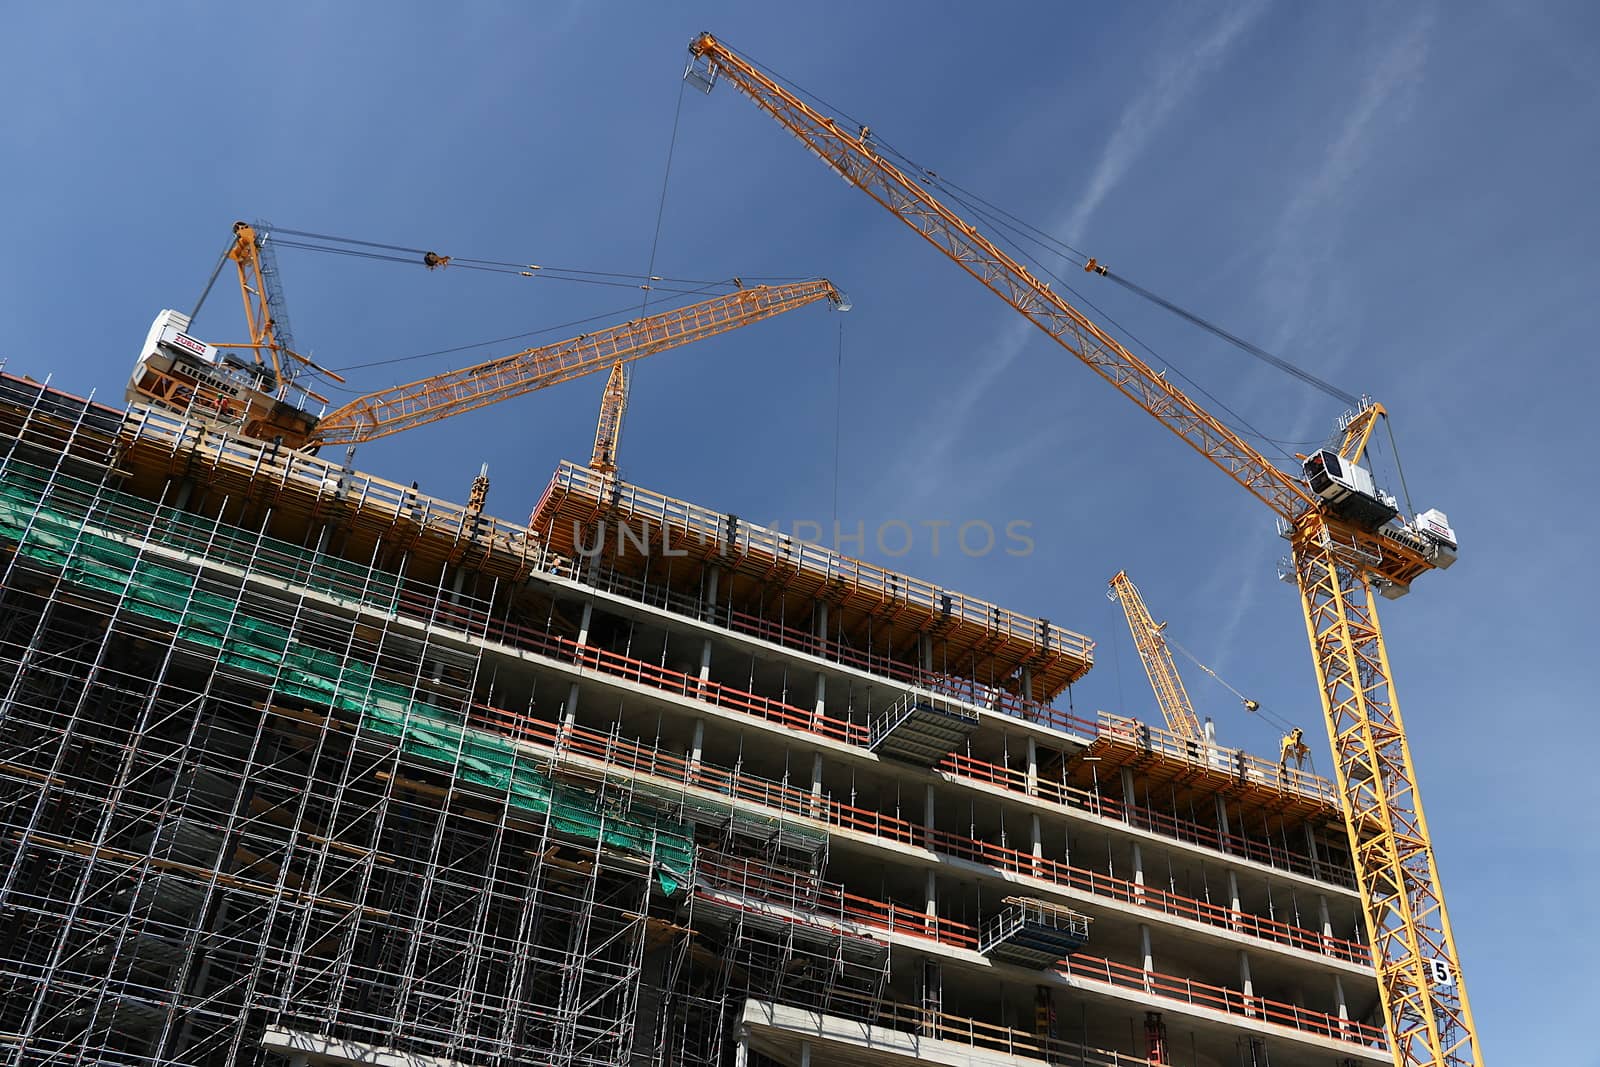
[586,561,1101,739]
[446,599,1353,889]
[382,574,1354,889]
[692,852,1384,1051]
[1061,953,1385,1047]
[467,705,1369,966]
[581,559,1337,804]
[741,984,1162,1067]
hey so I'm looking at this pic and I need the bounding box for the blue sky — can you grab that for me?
[3,3,1594,1058]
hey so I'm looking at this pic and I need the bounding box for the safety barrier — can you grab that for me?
[695,853,1382,1051]
[468,705,1368,965]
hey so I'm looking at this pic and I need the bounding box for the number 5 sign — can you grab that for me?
[1428,958,1453,986]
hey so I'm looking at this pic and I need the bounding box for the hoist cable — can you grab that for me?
[1386,415,1417,519]
[1166,634,1302,736]
[1096,269,1359,406]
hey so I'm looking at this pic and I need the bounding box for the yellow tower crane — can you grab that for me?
[685,33,1477,1067]
[1106,571,1205,745]
[589,362,629,475]
[128,224,846,452]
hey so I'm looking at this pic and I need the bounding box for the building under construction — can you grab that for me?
[0,371,1390,1066]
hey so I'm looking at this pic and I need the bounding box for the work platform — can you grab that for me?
[977,897,1093,970]
[530,461,1095,699]
[867,692,980,765]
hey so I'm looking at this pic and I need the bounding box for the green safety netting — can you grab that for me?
[0,462,693,893]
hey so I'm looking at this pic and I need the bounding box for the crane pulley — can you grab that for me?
[685,31,1480,1067]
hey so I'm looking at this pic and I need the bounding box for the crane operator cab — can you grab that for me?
[1301,450,1399,530]
[128,309,320,446]
[1301,449,1459,577]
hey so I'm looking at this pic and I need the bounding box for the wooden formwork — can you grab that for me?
[530,461,1095,699]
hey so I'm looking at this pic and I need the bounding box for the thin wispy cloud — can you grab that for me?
[1263,11,1434,353]
[1066,0,1269,241]
[1209,14,1436,669]
[890,1,1268,510]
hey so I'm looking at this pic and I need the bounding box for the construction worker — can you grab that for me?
[1278,727,1308,781]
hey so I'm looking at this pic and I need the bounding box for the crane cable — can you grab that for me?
[1087,267,1359,406]
[262,225,812,291]
[1164,633,1302,738]
[719,39,1333,462]
[621,70,691,450]
[322,283,733,377]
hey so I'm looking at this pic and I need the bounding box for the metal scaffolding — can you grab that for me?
[0,377,1384,1067]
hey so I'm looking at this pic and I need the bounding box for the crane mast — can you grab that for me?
[589,362,629,474]
[310,280,844,448]
[223,221,301,391]
[686,33,1479,1067]
[1107,571,1204,744]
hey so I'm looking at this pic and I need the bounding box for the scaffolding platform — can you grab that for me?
[867,693,979,765]
[978,897,1092,970]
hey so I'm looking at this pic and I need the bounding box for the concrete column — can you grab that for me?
[1030,813,1043,876]
[1334,974,1350,1029]
[1215,796,1232,851]
[698,637,714,684]
[561,682,580,736]
[1020,666,1034,702]
[1025,736,1039,796]
[919,633,934,674]
[560,604,594,741]
[925,868,938,918]
[1239,949,1256,1017]
[688,720,705,775]
[703,565,720,622]
[799,1040,812,1067]
[1130,840,1145,899]
[810,753,824,818]
[733,1028,749,1067]
[1318,893,1334,947]
[1227,870,1242,930]
[924,784,937,850]
[813,604,829,723]
[1304,822,1323,880]
[1139,924,1154,990]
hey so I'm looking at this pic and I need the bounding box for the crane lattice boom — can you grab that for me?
[1107,571,1204,744]
[311,280,844,447]
[686,32,1480,1067]
[589,362,629,474]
